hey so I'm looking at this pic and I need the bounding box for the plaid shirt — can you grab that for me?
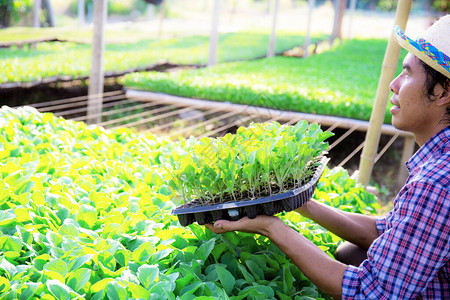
[342,126,450,299]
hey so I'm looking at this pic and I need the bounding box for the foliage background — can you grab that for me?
[0,106,379,299]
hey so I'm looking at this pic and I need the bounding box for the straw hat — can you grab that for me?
[394,14,450,79]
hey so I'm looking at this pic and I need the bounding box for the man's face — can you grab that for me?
[389,53,438,137]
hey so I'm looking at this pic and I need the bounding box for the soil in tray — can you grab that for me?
[176,174,313,210]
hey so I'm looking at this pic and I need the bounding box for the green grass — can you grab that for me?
[0,27,160,43]
[0,30,327,84]
[122,38,407,123]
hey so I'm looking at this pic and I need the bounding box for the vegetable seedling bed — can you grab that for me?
[172,157,329,226]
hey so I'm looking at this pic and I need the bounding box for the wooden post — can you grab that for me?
[267,0,279,57]
[158,0,166,40]
[147,4,154,21]
[78,0,85,25]
[33,0,41,28]
[43,0,55,27]
[87,2,93,23]
[304,0,315,57]
[336,0,347,39]
[208,0,221,66]
[358,0,412,186]
[87,0,107,125]
[330,0,339,45]
[229,0,237,25]
[347,0,357,39]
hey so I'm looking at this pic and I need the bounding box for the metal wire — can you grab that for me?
[338,141,365,167]
[166,108,239,137]
[326,121,341,133]
[198,115,254,138]
[37,93,126,112]
[55,98,133,118]
[115,106,197,130]
[374,132,400,163]
[328,124,359,151]
[71,99,166,122]
[281,117,307,127]
[101,104,178,127]
[29,90,124,109]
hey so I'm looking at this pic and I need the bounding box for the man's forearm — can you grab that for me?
[265,220,346,299]
[296,200,379,249]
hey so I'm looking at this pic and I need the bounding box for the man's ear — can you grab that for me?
[435,79,450,107]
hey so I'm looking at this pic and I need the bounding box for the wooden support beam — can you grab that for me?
[347,0,357,39]
[158,0,166,39]
[208,0,221,66]
[304,0,315,57]
[358,0,412,186]
[126,89,413,137]
[78,0,85,25]
[42,0,55,27]
[33,0,42,28]
[87,0,107,125]
[267,0,279,57]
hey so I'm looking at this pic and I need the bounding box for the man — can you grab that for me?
[206,15,450,299]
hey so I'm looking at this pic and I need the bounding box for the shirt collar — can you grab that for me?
[405,126,450,172]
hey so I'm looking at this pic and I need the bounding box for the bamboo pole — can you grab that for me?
[43,0,55,27]
[330,0,339,45]
[87,0,107,125]
[78,0,85,25]
[304,0,315,57]
[33,0,41,28]
[358,0,412,186]
[336,0,347,39]
[208,0,221,66]
[157,0,166,40]
[267,0,279,57]
[347,0,357,39]
[147,4,153,21]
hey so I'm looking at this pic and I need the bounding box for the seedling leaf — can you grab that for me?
[66,268,91,292]
[196,239,215,262]
[47,280,72,300]
[106,281,128,300]
[216,265,235,295]
[137,264,159,289]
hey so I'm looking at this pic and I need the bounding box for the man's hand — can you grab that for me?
[205,213,346,298]
[205,215,284,237]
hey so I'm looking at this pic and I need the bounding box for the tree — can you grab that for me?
[0,0,13,28]
[0,0,33,28]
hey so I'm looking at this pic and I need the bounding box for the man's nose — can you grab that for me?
[389,75,400,94]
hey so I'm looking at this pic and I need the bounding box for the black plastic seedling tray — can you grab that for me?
[172,157,329,226]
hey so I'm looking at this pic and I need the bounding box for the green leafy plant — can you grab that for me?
[122,39,406,123]
[0,30,326,84]
[169,121,333,205]
[0,106,378,299]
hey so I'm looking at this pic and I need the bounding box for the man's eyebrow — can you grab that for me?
[402,64,412,73]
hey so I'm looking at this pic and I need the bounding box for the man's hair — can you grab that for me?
[419,60,450,125]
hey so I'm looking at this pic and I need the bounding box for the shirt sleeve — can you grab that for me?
[375,216,387,235]
[341,180,450,299]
